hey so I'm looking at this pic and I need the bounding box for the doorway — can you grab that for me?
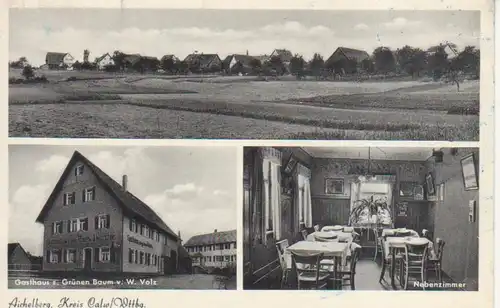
[83,248,92,272]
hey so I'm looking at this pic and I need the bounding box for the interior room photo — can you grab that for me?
[243,146,479,291]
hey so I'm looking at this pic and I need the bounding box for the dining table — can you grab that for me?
[307,231,354,243]
[384,236,434,289]
[285,240,350,289]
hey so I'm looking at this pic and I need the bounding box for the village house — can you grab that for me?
[45,52,75,69]
[183,53,222,73]
[95,53,114,70]
[184,230,236,271]
[325,47,371,74]
[8,243,32,271]
[222,54,257,75]
[427,42,459,60]
[35,151,186,275]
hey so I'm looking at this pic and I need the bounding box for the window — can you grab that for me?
[263,158,281,240]
[130,220,136,232]
[233,242,237,249]
[224,243,231,249]
[49,250,61,263]
[144,226,149,238]
[66,249,76,263]
[63,192,76,206]
[75,165,84,176]
[155,232,160,242]
[83,187,96,202]
[96,214,110,229]
[225,255,230,261]
[52,221,63,234]
[70,219,79,232]
[140,224,144,236]
[78,218,89,231]
[100,247,110,262]
[129,249,134,263]
[134,251,138,264]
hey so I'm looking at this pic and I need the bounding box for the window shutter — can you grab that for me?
[67,220,71,233]
[81,165,85,174]
[92,187,96,200]
[51,223,55,235]
[58,223,63,234]
[63,194,67,206]
[106,214,110,229]
[94,248,100,263]
[83,218,88,231]
[82,189,86,202]
[57,250,62,263]
[129,220,133,231]
[71,192,76,204]
[74,167,77,176]
[110,247,116,263]
[46,250,50,263]
[129,249,133,263]
[95,216,99,230]
[63,249,67,263]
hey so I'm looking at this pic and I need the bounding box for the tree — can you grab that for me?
[176,61,189,74]
[249,58,262,75]
[450,45,480,77]
[161,57,176,74]
[395,45,427,78]
[22,65,35,80]
[289,54,306,79]
[373,47,396,74]
[427,44,449,80]
[309,53,324,79]
[269,55,285,75]
[112,50,126,71]
[72,61,82,70]
[360,58,375,74]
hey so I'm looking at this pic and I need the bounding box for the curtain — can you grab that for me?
[270,162,281,239]
[296,164,312,229]
[303,177,312,228]
[260,148,282,243]
[380,183,393,226]
[349,181,360,225]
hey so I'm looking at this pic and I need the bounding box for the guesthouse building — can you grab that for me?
[35,151,183,275]
[184,230,236,270]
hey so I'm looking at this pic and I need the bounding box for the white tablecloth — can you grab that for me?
[382,228,419,238]
[384,237,436,259]
[284,241,350,269]
[307,231,353,243]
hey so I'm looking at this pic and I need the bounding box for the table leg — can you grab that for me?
[390,248,396,290]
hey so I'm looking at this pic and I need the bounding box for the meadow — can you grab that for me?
[9,69,479,140]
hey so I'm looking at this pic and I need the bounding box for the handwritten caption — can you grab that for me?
[9,297,146,308]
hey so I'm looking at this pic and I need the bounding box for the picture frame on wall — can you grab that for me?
[325,178,344,195]
[283,155,298,174]
[414,185,424,200]
[425,173,435,197]
[461,153,479,191]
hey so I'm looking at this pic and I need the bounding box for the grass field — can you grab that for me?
[9,70,480,140]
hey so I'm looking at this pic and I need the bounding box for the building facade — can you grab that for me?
[184,230,236,269]
[35,151,183,275]
[45,52,75,69]
[8,243,33,271]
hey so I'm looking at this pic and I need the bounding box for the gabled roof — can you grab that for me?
[95,53,112,63]
[184,54,221,66]
[327,47,370,63]
[45,52,70,65]
[35,151,178,240]
[123,54,142,65]
[427,43,459,58]
[8,243,28,258]
[271,49,293,62]
[223,54,257,68]
[184,230,236,247]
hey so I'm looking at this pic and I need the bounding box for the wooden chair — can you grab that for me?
[275,239,290,289]
[427,238,445,283]
[373,228,384,262]
[401,242,429,290]
[335,243,362,290]
[290,251,329,290]
[378,236,403,283]
[301,229,308,241]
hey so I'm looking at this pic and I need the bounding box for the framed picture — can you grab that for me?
[325,178,344,194]
[414,185,424,200]
[425,173,435,197]
[399,182,415,197]
[461,153,479,190]
[283,155,298,174]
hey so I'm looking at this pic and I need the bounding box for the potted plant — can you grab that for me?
[349,196,391,225]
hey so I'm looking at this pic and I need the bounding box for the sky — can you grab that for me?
[8,145,237,256]
[9,9,480,66]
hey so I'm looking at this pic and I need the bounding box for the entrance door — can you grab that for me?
[83,248,92,272]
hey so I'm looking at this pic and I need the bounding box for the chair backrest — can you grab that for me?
[301,230,308,240]
[394,230,412,237]
[290,251,324,286]
[314,225,320,232]
[404,242,429,264]
[350,243,362,273]
[275,239,289,270]
[435,238,446,261]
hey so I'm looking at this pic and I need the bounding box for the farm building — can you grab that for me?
[270,49,293,64]
[95,53,114,70]
[427,43,460,60]
[45,52,75,69]
[184,53,223,73]
[325,47,371,74]
[184,230,236,272]
[222,54,258,74]
[8,243,32,271]
[35,150,187,275]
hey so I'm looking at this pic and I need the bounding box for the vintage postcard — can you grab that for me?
[243,146,481,291]
[7,145,237,290]
[7,8,485,141]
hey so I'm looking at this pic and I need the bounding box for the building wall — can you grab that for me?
[42,159,123,272]
[121,216,174,274]
[187,242,236,268]
[425,148,479,290]
[9,246,32,268]
[97,55,114,69]
[63,54,75,67]
[310,158,428,227]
